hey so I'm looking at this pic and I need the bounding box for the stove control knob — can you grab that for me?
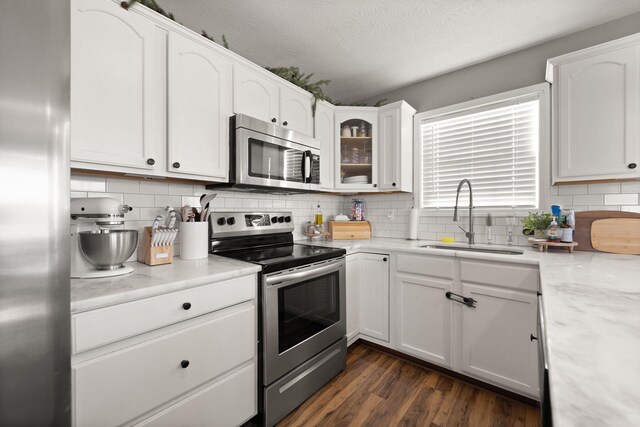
[284,216,292,223]
[227,217,236,226]
[217,217,226,226]
[277,216,285,223]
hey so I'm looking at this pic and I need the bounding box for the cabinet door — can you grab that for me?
[71,0,158,170]
[359,253,389,341]
[378,106,400,191]
[314,101,335,190]
[396,274,453,368]
[167,32,232,180]
[279,86,314,137]
[334,109,379,191]
[459,283,539,397]
[555,44,640,180]
[233,65,279,124]
[345,254,361,343]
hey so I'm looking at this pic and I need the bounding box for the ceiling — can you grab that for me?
[160,0,640,103]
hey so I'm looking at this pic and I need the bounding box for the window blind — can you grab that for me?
[421,96,539,209]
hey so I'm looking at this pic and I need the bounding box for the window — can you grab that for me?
[416,84,549,211]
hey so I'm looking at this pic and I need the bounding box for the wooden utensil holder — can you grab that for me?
[138,226,174,266]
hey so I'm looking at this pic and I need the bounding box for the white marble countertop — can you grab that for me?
[71,255,261,313]
[298,237,640,427]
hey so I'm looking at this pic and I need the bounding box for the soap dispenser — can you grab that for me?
[546,216,560,241]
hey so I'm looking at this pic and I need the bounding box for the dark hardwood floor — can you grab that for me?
[277,342,540,427]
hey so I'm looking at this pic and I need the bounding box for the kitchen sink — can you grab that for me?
[420,244,524,255]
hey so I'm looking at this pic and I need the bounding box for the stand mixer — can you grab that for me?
[71,197,138,279]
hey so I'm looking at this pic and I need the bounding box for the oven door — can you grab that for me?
[263,257,346,385]
[237,127,320,191]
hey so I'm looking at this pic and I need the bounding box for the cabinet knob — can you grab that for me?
[271,118,277,123]
[373,184,378,188]
[146,158,155,165]
[383,257,388,262]
[530,334,538,342]
[392,183,396,187]
[182,302,191,310]
[180,360,190,369]
[173,162,181,169]
[629,163,637,169]
[283,121,288,126]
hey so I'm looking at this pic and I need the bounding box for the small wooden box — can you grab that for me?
[137,227,174,266]
[329,221,371,240]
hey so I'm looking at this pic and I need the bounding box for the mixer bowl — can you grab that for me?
[79,229,138,270]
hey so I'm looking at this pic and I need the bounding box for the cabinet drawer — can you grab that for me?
[73,303,256,427]
[460,260,538,291]
[137,363,256,427]
[396,253,454,279]
[72,274,256,353]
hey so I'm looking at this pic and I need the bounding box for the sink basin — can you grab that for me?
[420,244,524,255]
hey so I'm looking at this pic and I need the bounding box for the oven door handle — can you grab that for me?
[265,259,344,287]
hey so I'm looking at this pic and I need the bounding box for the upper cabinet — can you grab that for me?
[378,101,416,192]
[167,31,232,180]
[71,0,160,171]
[233,65,314,136]
[334,108,379,191]
[547,33,640,183]
[314,100,335,190]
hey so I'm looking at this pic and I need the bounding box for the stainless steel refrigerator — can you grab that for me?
[0,1,71,425]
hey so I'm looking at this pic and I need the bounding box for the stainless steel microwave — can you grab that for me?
[213,114,321,193]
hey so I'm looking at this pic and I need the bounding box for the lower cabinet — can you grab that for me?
[359,253,390,342]
[71,275,258,427]
[459,283,539,397]
[396,273,453,368]
[345,254,361,343]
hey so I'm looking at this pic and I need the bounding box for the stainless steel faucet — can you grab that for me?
[453,179,475,245]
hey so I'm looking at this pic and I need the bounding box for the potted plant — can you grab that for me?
[521,212,552,239]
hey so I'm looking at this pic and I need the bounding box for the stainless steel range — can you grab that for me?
[209,212,347,426]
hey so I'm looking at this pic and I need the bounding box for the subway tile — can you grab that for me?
[124,194,155,208]
[588,183,620,194]
[140,181,169,195]
[155,195,182,208]
[621,182,640,193]
[71,175,106,192]
[621,205,640,213]
[169,183,194,196]
[548,195,573,207]
[572,194,603,206]
[559,185,587,195]
[588,205,620,211]
[193,184,207,196]
[87,192,123,202]
[181,196,201,208]
[604,193,638,205]
[71,191,87,198]
[107,178,140,194]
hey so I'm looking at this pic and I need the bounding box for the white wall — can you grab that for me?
[71,174,343,257]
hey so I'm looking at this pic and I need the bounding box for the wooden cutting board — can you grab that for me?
[591,218,640,255]
[574,211,640,251]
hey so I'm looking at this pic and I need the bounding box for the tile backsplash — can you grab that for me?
[72,174,640,252]
[70,175,343,257]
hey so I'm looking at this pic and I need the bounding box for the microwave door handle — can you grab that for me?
[304,150,312,183]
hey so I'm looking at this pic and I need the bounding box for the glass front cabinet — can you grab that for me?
[334,108,379,191]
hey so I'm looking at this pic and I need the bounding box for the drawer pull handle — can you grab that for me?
[445,291,477,308]
[530,334,538,342]
[383,257,388,262]
[182,302,192,310]
[181,360,190,369]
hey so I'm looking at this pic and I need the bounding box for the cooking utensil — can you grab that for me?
[574,210,640,251]
[78,229,138,269]
[591,218,640,255]
[199,193,217,222]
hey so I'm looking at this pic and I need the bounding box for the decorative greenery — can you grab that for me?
[121,0,228,49]
[521,212,552,235]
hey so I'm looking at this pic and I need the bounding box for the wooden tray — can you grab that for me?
[329,221,371,240]
[529,238,578,253]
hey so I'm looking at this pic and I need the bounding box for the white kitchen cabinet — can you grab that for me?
[396,273,453,368]
[334,108,379,191]
[459,283,539,397]
[314,100,335,190]
[167,31,232,180]
[359,253,390,342]
[71,0,160,171]
[345,253,361,344]
[547,33,640,182]
[233,64,314,137]
[71,274,258,426]
[378,101,416,192]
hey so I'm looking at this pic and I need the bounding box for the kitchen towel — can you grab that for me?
[408,208,419,240]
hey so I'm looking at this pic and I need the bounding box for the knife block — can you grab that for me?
[137,227,174,266]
